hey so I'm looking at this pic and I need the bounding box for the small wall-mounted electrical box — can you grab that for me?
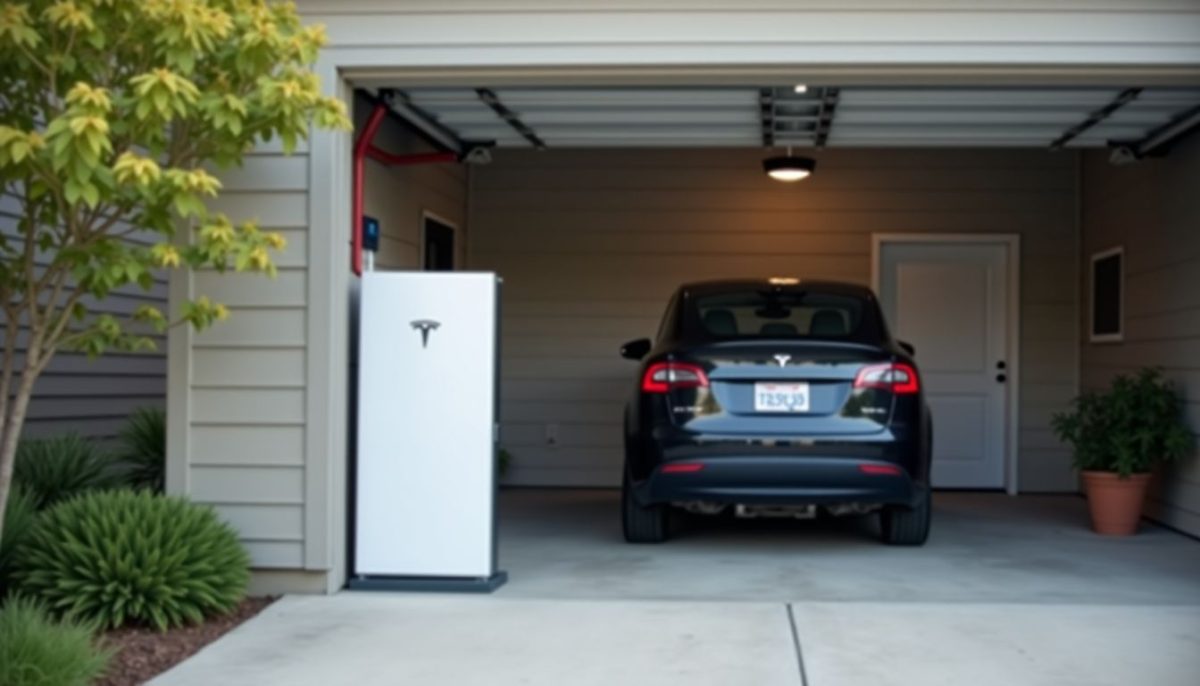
[362,215,380,252]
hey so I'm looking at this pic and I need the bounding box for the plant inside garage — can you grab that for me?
[1053,368,1194,535]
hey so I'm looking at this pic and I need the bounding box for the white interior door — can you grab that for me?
[877,240,1011,489]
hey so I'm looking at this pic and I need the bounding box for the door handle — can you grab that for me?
[996,374,1007,383]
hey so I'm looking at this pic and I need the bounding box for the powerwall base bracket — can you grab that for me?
[347,571,508,594]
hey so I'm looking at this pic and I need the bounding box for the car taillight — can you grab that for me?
[641,362,709,394]
[854,363,920,394]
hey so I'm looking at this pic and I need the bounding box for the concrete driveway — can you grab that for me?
[154,491,1200,685]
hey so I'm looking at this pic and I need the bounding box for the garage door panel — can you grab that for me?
[479,148,1077,171]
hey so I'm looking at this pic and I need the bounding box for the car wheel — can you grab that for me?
[622,471,669,543]
[880,488,931,546]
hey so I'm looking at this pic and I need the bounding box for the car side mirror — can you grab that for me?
[620,338,652,360]
[898,340,916,356]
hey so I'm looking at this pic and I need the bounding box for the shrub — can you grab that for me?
[14,435,117,509]
[1052,368,1194,477]
[0,596,111,686]
[0,487,38,592]
[15,490,250,630]
[114,407,167,492]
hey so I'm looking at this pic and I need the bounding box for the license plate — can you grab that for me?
[754,382,811,413]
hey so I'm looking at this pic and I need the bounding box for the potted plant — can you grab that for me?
[1052,368,1193,535]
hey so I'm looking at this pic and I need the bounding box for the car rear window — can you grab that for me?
[685,289,880,342]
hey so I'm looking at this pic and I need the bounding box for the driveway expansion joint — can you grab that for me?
[786,603,810,686]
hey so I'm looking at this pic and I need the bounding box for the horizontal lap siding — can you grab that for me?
[470,148,1078,490]
[179,147,311,569]
[1081,136,1200,536]
[0,194,167,442]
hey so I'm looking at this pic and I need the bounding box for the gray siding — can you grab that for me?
[0,193,166,442]
[1080,135,1200,536]
[469,148,1079,491]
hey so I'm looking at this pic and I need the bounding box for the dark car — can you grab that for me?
[619,278,932,545]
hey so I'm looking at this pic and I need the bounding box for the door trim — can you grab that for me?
[420,209,459,271]
[870,233,1021,496]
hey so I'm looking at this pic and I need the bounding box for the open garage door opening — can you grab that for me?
[344,78,1200,592]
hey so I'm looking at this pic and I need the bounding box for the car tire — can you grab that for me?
[880,488,931,546]
[622,471,669,543]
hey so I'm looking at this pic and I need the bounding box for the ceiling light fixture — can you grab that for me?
[793,84,808,94]
[763,147,816,183]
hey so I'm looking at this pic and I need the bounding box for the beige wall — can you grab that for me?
[1080,135,1200,536]
[167,96,469,587]
[469,148,1079,492]
[355,93,469,270]
[167,136,313,575]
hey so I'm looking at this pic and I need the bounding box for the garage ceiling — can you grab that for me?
[375,86,1200,150]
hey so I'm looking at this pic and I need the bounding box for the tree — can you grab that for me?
[0,0,350,541]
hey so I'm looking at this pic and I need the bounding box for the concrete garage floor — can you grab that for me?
[497,489,1200,605]
[155,490,1200,686]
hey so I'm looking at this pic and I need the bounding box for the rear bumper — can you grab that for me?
[635,456,924,508]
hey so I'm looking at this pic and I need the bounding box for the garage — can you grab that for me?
[351,83,1186,494]
[336,77,1200,589]
[164,1,1200,596]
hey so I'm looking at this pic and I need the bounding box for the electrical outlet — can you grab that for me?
[545,423,559,447]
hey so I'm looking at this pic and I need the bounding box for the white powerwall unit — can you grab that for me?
[350,271,506,592]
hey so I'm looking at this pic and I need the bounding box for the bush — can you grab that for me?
[1052,368,1194,477]
[14,434,117,508]
[0,487,38,592]
[0,596,111,686]
[114,407,167,491]
[14,490,250,630]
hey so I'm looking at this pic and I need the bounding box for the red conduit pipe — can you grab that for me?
[351,104,387,276]
[351,103,459,276]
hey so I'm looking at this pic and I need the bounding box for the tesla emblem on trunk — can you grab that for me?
[773,354,791,367]
[410,319,440,348]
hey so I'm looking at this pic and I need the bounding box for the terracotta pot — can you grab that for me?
[1081,471,1151,536]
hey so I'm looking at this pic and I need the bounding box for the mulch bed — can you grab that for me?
[95,596,277,686]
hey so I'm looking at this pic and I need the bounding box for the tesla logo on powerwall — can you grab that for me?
[410,319,441,348]
[774,354,791,367]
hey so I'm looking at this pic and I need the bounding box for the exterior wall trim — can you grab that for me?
[304,61,353,590]
[870,232,1023,496]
